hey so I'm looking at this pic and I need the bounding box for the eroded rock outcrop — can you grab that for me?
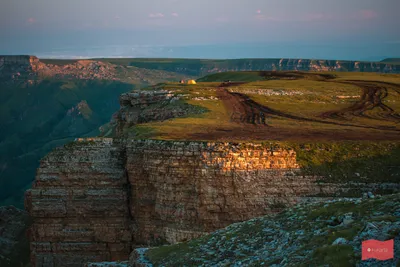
[25,138,400,266]
[114,91,206,136]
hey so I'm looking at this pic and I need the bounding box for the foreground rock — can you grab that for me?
[0,206,31,267]
[137,193,400,266]
[25,138,400,266]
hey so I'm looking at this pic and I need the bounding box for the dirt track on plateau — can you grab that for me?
[217,82,400,129]
[195,81,400,141]
[320,81,400,122]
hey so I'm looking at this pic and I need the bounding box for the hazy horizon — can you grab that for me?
[1,0,399,60]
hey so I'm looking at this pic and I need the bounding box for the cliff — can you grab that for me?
[113,90,206,136]
[127,58,400,76]
[25,138,400,266]
[2,56,400,85]
[25,139,132,265]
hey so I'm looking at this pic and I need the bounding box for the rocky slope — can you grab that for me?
[130,193,400,267]
[0,206,31,267]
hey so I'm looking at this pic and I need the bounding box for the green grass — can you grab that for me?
[197,71,267,82]
[291,141,400,184]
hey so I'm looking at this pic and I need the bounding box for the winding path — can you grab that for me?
[320,81,400,122]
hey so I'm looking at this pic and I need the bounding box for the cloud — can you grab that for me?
[358,9,378,19]
[27,18,36,24]
[149,13,164,18]
[256,10,261,14]
[115,15,121,20]
[171,12,179,17]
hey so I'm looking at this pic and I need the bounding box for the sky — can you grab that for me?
[1,0,400,60]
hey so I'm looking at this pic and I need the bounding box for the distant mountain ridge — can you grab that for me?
[3,56,396,80]
[80,57,400,76]
[0,55,187,85]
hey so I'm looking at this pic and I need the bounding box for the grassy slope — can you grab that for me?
[145,193,400,266]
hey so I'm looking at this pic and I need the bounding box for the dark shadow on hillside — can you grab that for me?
[0,79,137,208]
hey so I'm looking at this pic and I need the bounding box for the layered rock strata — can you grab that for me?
[25,139,132,266]
[114,91,205,135]
[25,138,400,266]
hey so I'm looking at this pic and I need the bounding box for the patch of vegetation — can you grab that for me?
[289,142,400,184]
[310,245,355,267]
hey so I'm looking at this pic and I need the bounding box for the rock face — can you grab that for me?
[25,139,132,266]
[114,91,206,136]
[0,206,31,267]
[25,138,400,266]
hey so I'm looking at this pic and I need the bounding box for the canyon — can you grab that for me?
[24,89,400,266]
[1,55,399,266]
